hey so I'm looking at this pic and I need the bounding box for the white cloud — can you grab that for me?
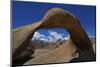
[32,31,68,42]
[34,32,45,38]
[40,38,48,42]
[32,31,53,42]
[64,36,70,40]
[32,32,46,40]
[48,31,65,42]
[47,36,54,42]
[89,35,94,38]
[49,31,63,39]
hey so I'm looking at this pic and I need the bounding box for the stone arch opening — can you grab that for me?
[31,28,70,49]
[12,8,95,64]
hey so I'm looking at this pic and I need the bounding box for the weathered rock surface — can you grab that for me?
[24,38,76,65]
[12,22,41,60]
[12,8,95,65]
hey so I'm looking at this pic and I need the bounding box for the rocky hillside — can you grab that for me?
[30,38,67,49]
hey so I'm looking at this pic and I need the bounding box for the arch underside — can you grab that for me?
[12,8,96,65]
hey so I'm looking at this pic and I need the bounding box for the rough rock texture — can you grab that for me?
[12,8,95,64]
[12,22,41,60]
[24,38,77,65]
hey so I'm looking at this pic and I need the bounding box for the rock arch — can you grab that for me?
[12,8,95,63]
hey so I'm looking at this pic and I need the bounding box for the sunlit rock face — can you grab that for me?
[12,8,95,63]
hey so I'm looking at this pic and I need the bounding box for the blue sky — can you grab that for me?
[12,1,96,40]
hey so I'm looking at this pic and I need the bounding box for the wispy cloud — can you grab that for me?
[32,32,47,41]
[48,31,63,40]
[33,32,45,38]
[32,31,69,42]
[64,36,70,40]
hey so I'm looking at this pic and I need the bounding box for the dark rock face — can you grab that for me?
[12,8,95,63]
